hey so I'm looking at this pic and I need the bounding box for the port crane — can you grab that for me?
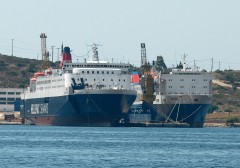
[140,43,155,105]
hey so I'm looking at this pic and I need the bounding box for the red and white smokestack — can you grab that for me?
[60,47,72,68]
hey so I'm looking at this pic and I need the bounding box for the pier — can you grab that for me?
[119,122,190,128]
[0,112,21,125]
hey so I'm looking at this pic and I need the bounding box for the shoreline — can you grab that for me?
[0,121,21,125]
[204,122,240,128]
[1,121,239,128]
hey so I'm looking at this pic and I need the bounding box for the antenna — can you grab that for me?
[87,43,102,61]
[11,38,13,56]
[61,42,63,54]
[211,58,213,72]
[51,45,55,62]
[56,47,60,62]
[182,53,187,71]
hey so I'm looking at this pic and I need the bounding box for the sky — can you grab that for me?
[0,0,240,71]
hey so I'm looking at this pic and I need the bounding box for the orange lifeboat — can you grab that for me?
[31,77,36,81]
[34,71,45,77]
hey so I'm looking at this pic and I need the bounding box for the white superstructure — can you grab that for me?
[154,55,212,105]
[23,44,133,100]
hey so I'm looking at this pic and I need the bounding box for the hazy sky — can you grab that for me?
[1,0,240,71]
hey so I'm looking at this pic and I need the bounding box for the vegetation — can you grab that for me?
[212,69,240,113]
[1,53,240,116]
[155,56,167,72]
[0,54,58,88]
[226,116,240,124]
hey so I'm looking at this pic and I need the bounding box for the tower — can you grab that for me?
[40,33,49,69]
[141,43,147,66]
[140,43,155,105]
[140,43,150,74]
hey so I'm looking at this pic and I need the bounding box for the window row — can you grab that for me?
[0,98,21,101]
[37,80,51,85]
[0,102,16,104]
[176,73,201,75]
[81,71,115,75]
[84,78,126,82]
[168,79,209,82]
[168,86,208,89]
[0,92,21,95]
[65,64,129,68]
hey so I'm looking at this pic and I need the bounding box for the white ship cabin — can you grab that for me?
[157,68,212,96]
[25,44,133,97]
[27,65,132,96]
[71,67,132,90]
[61,44,130,75]
[62,61,130,75]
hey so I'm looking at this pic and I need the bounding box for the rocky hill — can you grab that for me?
[212,70,240,113]
[0,54,57,88]
[1,53,240,114]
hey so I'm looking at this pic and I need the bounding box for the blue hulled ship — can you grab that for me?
[20,44,136,126]
[128,55,212,128]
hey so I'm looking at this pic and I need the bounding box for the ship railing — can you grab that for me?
[84,85,129,90]
[85,82,134,90]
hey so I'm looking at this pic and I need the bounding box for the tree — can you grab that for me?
[176,61,183,69]
[155,55,167,72]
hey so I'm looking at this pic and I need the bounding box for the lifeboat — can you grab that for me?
[34,71,45,77]
[31,77,36,81]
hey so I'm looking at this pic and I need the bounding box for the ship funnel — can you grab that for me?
[60,47,72,68]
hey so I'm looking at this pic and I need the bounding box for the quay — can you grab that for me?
[119,122,190,128]
[0,111,21,125]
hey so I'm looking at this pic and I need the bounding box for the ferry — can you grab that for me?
[128,55,212,127]
[20,44,137,126]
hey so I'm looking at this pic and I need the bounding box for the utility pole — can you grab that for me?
[219,61,220,70]
[211,58,213,72]
[51,46,55,62]
[56,47,60,62]
[11,38,13,56]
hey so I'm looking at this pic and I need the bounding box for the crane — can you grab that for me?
[140,43,155,105]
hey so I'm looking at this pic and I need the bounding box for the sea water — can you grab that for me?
[0,125,239,168]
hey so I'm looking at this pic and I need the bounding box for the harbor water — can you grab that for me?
[0,125,240,168]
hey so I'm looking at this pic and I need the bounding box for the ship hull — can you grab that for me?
[154,104,210,128]
[21,90,136,126]
[128,103,210,127]
[128,95,211,128]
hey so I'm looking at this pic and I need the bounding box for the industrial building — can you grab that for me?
[0,88,22,112]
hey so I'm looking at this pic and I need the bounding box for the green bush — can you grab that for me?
[226,116,240,124]
[224,109,232,112]
[7,71,18,76]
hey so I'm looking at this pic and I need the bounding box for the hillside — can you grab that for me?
[0,54,59,88]
[212,70,240,113]
[1,54,240,114]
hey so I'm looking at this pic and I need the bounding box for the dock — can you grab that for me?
[119,122,190,128]
[0,121,21,125]
[0,111,21,125]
